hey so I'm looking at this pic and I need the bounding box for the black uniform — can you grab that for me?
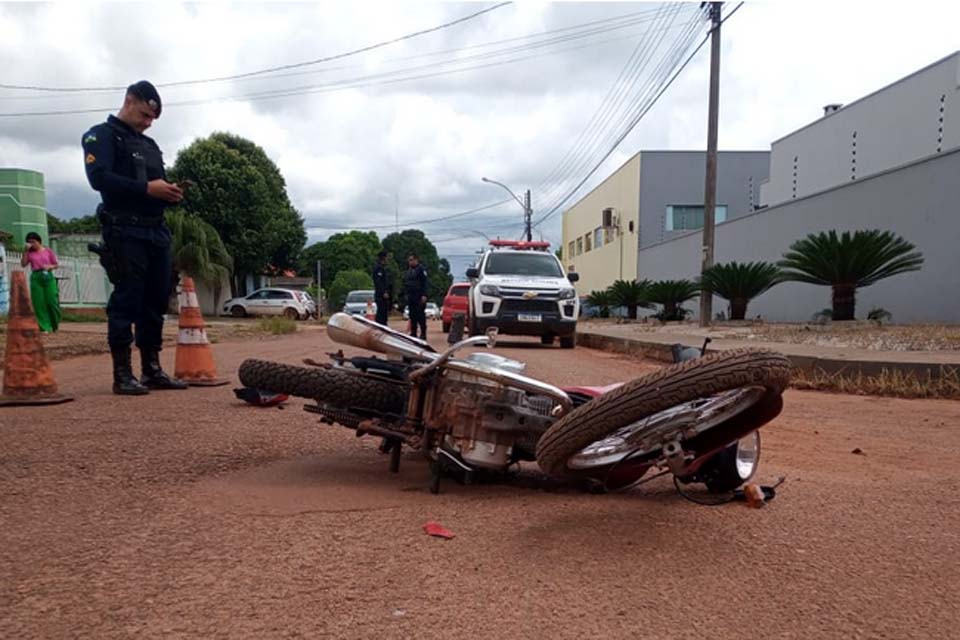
[404,263,429,339]
[82,114,173,351]
[372,261,392,325]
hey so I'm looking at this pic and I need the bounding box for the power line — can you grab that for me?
[303,199,513,230]
[533,2,744,229]
[0,6,669,101]
[0,14,674,117]
[0,2,513,92]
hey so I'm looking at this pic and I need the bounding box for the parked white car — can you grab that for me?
[223,288,313,320]
[403,302,440,320]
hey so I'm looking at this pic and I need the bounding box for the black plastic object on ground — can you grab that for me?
[448,312,465,344]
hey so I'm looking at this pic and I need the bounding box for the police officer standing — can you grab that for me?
[404,252,429,340]
[371,250,392,326]
[82,81,188,396]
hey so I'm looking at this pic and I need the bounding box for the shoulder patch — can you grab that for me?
[83,132,97,144]
[85,153,96,165]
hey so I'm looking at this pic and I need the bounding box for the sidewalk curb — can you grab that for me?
[577,331,959,381]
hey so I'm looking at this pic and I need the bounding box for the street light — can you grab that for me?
[481,177,533,241]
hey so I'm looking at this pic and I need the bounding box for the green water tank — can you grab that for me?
[0,168,50,247]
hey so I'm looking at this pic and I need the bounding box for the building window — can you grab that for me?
[604,226,614,244]
[584,232,592,252]
[576,237,583,255]
[594,228,603,249]
[665,205,728,231]
[567,241,574,259]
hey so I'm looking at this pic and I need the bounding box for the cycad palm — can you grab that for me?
[646,280,700,321]
[607,279,651,319]
[700,261,782,320]
[586,290,614,318]
[167,209,234,312]
[778,230,923,321]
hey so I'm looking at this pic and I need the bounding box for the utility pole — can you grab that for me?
[699,1,722,327]
[523,189,532,241]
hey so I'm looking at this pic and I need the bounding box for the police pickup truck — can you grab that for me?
[465,240,580,348]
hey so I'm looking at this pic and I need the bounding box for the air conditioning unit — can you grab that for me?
[602,207,614,228]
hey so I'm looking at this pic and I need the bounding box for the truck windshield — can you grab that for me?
[484,253,563,277]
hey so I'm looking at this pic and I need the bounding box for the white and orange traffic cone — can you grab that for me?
[0,271,73,406]
[174,276,228,387]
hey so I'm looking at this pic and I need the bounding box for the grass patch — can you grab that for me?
[257,317,298,335]
[791,366,960,400]
[61,311,107,323]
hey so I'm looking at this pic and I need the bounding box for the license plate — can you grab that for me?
[517,313,542,322]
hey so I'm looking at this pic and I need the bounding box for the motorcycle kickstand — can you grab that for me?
[379,438,402,473]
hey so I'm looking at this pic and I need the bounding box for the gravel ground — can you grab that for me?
[1,328,958,639]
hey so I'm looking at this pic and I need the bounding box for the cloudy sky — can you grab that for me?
[2,0,958,277]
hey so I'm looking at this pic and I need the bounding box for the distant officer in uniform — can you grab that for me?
[404,252,429,340]
[82,80,188,396]
[371,250,392,326]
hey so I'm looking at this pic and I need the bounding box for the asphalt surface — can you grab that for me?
[1,326,958,639]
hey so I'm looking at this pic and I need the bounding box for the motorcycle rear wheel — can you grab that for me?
[535,349,791,480]
[238,359,407,415]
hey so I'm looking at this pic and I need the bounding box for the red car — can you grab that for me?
[441,283,471,333]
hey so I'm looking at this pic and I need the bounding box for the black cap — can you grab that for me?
[127,80,162,117]
[377,250,388,259]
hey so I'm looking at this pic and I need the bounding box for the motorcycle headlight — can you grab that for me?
[479,284,500,296]
[735,431,760,481]
[559,287,576,300]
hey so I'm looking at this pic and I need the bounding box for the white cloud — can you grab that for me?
[1,0,958,261]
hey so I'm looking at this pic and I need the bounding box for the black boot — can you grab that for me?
[140,348,188,390]
[111,345,149,396]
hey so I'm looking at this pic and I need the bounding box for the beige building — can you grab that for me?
[561,154,641,294]
[562,150,770,294]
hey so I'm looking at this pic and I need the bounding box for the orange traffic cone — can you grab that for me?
[0,271,73,406]
[174,276,228,387]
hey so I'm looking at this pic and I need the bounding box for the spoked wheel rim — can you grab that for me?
[566,385,767,471]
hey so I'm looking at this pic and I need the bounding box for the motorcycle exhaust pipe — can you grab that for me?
[327,312,437,362]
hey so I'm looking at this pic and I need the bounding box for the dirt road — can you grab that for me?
[1,327,958,639]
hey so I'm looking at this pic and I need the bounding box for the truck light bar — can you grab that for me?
[488,240,551,251]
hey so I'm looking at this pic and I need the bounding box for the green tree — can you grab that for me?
[47,212,100,234]
[299,230,380,290]
[166,209,233,314]
[647,280,700,322]
[586,290,614,318]
[700,261,782,320]
[778,230,923,321]
[381,229,452,303]
[607,279,651,319]
[169,132,306,294]
[328,269,374,312]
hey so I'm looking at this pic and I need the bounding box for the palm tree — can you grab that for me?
[778,230,923,321]
[646,280,700,322]
[586,290,614,318]
[167,209,234,314]
[700,261,782,321]
[607,279,651,319]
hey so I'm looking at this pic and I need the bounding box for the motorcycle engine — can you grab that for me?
[430,353,556,469]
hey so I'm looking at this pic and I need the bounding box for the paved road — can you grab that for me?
[1,329,958,639]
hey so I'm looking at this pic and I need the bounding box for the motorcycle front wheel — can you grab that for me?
[535,349,791,481]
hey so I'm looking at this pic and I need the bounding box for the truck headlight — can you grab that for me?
[479,284,501,296]
[559,288,576,300]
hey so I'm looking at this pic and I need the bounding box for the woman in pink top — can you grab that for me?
[20,232,61,332]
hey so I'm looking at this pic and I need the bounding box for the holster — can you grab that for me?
[87,241,126,285]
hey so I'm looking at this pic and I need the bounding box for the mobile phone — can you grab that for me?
[178,179,196,190]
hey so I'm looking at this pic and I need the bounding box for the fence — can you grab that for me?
[4,250,110,307]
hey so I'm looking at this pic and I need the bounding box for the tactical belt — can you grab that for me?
[98,208,164,228]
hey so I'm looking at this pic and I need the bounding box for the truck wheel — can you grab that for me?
[540,335,554,345]
[230,305,246,318]
[559,334,576,349]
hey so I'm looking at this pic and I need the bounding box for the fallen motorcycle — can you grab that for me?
[238,313,791,495]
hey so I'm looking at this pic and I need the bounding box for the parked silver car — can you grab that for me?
[342,289,378,316]
[223,288,312,320]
